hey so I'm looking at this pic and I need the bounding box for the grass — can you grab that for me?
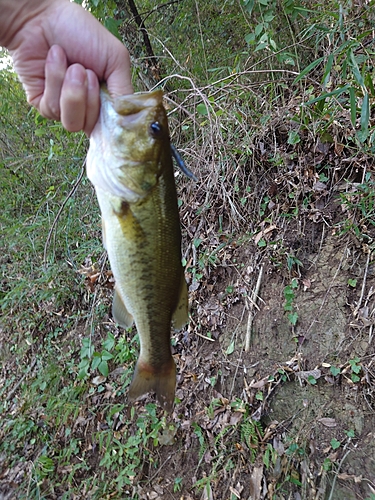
[1,0,375,498]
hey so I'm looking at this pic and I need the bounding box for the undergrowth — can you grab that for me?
[1,0,375,498]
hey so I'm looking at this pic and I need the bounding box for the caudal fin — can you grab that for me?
[128,357,176,412]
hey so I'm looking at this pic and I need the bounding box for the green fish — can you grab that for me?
[86,88,189,411]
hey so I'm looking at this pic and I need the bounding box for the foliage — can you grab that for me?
[283,278,299,326]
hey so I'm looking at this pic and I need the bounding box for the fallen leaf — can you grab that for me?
[91,375,106,385]
[317,417,337,428]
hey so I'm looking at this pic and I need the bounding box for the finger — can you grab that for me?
[39,45,67,120]
[84,69,100,136]
[105,43,133,97]
[60,64,88,132]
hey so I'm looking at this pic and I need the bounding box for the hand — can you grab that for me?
[1,0,133,135]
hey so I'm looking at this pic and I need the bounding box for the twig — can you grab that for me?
[195,331,215,342]
[327,440,353,500]
[43,160,86,267]
[245,265,263,352]
[353,250,371,316]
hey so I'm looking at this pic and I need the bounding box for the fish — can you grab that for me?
[86,87,189,411]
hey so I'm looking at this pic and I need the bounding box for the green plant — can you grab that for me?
[174,477,183,493]
[78,333,115,379]
[284,278,299,326]
[263,443,278,469]
[349,357,362,383]
[330,366,341,377]
[330,437,341,450]
[322,457,332,471]
[241,419,263,462]
[338,174,375,243]
[294,5,375,145]
[192,422,207,459]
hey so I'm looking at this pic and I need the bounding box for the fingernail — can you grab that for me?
[47,45,64,63]
[68,64,86,85]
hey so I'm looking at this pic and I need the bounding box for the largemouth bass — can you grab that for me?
[86,88,189,411]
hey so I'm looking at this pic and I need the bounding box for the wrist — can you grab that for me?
[0,0,66,48]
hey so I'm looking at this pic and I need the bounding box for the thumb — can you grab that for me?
[104,46,133,97]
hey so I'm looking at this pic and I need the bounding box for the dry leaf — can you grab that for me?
[317,417,337,428]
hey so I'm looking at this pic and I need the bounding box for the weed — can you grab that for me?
[348,357,362,383]
[284,278,299,326]
[330,366,341,377]
[78,332,115,379]
[241,419,263,462]
[173,477,183,493]
[330,438,341,450]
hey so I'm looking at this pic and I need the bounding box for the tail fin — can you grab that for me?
[128,357,176,412]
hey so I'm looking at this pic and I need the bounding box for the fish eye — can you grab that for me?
[149,121,163,138]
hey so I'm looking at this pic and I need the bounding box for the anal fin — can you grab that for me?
[112,288,134,329]
[172,271,189,330]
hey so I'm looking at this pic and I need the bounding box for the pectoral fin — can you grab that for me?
[102,220,107,249]
[112,288,134,328]
[172,272,189,330]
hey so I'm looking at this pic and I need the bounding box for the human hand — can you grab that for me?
[1,0,133,135]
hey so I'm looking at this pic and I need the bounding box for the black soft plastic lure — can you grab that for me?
[170,143,197,181]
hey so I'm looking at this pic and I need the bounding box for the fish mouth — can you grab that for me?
[113,91,164,116]
[99,89,166,134]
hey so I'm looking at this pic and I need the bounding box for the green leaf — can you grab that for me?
[98,360,109,377]
[91,353,101,370]
[330,438,341,450]
[104,17,122,41]
[307,375,317,385]
[101,350,114,361]
[347,278,357,287]
[345,429,355,438]
[243,0,255,15]
[257,238,267,247]
[349,50,364,89]
[330,366,341,377]
[255,391,264,401]
[349,87,357,127]
[360,92,369,141]
[293,57,324,84]
[305,85,350,105]
[322,53,334,88]
[288,312,298,326]
[365,73,375,97]
[287,130,300,145]
[323,458,332,471]
[245,33,256,44]
[103,333,115,351]
[197,103,209,116]
[255,23,264,36]
[351,363,361,374]
[226,341,235,355]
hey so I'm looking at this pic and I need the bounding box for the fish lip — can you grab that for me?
[112,91,163,115]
